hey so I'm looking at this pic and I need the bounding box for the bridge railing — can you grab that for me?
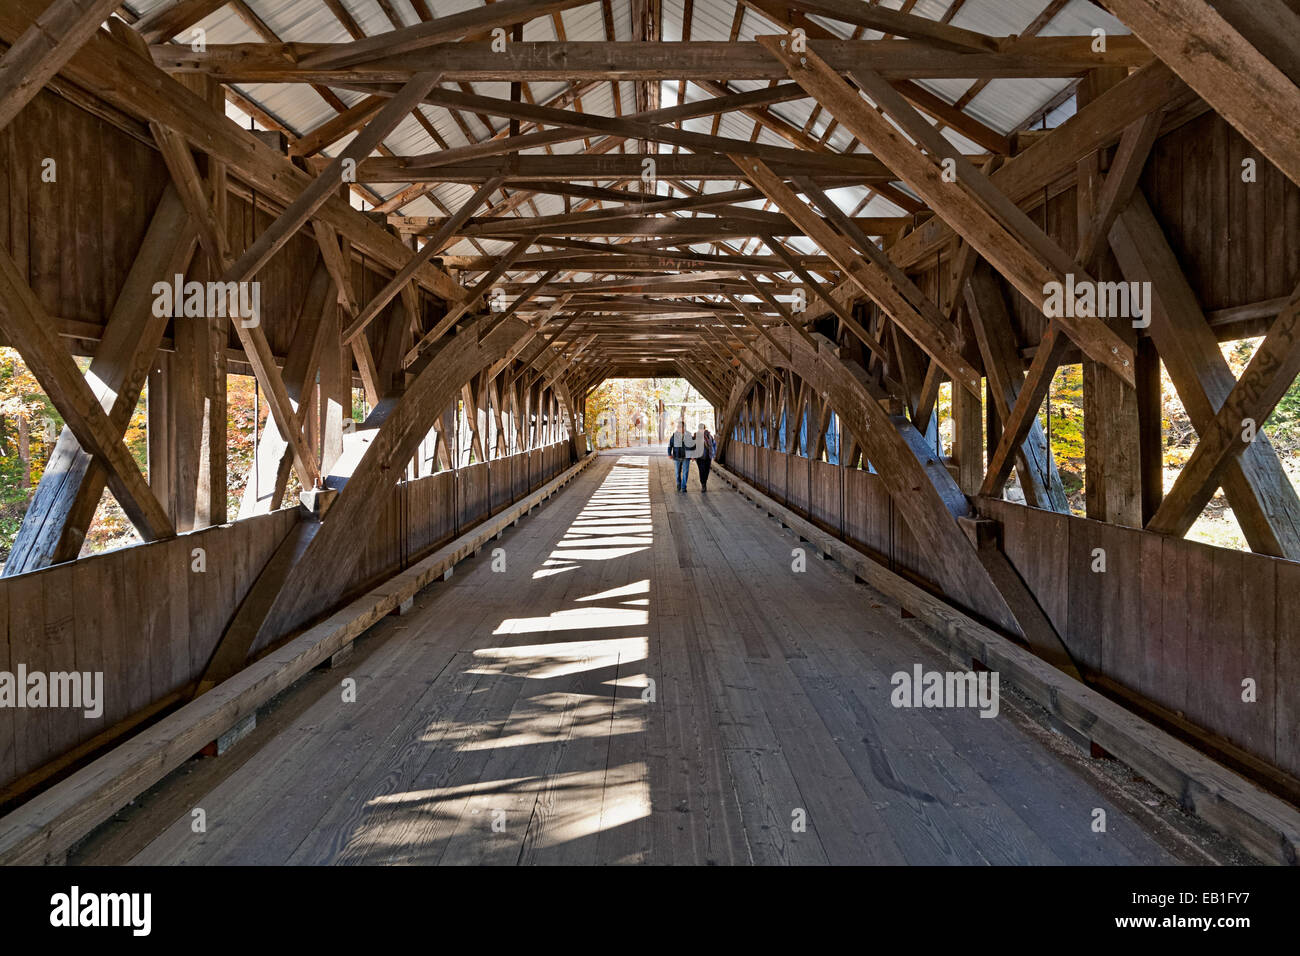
[0,441,575,804]
[724,439,1300,798]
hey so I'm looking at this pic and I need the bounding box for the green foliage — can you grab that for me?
[1043,364,1086,506]
[0,354,273,566]
[1025,337,1300,545]
[0,348,62,560]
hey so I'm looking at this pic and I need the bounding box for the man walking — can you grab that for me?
[667,421,693,492]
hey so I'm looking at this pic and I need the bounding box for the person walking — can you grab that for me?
[667,421,692,492]
[695,424,715,492]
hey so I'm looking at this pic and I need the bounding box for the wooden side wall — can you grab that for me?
[0,506,298,799]
[979,495,1299,782]
[0,441,573,796]
[724,439,1300,785]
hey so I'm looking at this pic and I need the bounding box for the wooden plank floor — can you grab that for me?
[75,451,1240,865]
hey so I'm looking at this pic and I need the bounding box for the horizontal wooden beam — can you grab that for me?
[418,214,908,240]
[357,151,913,183]
[778,0,998,52]
[300,0,598,70]
[151,37,1154,83]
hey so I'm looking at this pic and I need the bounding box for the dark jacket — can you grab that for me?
[668,432,688,460]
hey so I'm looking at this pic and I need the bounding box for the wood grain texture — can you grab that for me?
[57,453,1233,866]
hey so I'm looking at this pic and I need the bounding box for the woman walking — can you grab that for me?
[695,424,715,492]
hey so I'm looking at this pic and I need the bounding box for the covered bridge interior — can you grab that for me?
[0,0,1298,866]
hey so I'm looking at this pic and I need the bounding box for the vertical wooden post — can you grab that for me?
[319,306,347,475]
[953,376,984,495]
[1135,337,1165,524]
[150,308,227,531]
[984,379,1000,482]
[1079,68,1143,527]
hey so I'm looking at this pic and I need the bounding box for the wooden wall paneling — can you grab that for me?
[1286,145,1300,295]
[99,113,130,319]
[1262,141,1288,299]
[1246,133,1268,302]
[1276,558,1300,778]
[490,456,511,514]
[810,459,841,535]
[842,466,870,555]
[185,525,221,678]
[1173,540,1217,742]
[461,461,489,528]
[382,483,403,582]
[1182,110,1212,311]
[1098,522,1143,698]
[162,533,192,696]
[1227,121,1249,305]
[136,533,171,706]
[787,450,808,516]
[512,450,527,500]
[6,571,45,779]
[69,102,101,323]
[404,477,422,558]
[855,465,877,553]
[437,469,455,549]
[1157,535,1194,720]
[96,553,128,732]
[1238,549,1277,762]
[1137,530,1165,703]
[0,579,11,787]
[1211,115,1232,306]
[888,497,909,577]
[0,122,11,283]
[214,520,240,685]
[769,447,786,504]
[39,561,78,773]
[1065,513,1104,675]
[872,475,892,565]
[1151,112,1184,283]
[5,102,28,280]
[361,486,388,587]
[412,471,441,559]
[405,476,426,559]
[1204,546,1245,753]
[26,91,60,313]
[109,555,152,726]
[891,503,936,588]
[421,474,440,556]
